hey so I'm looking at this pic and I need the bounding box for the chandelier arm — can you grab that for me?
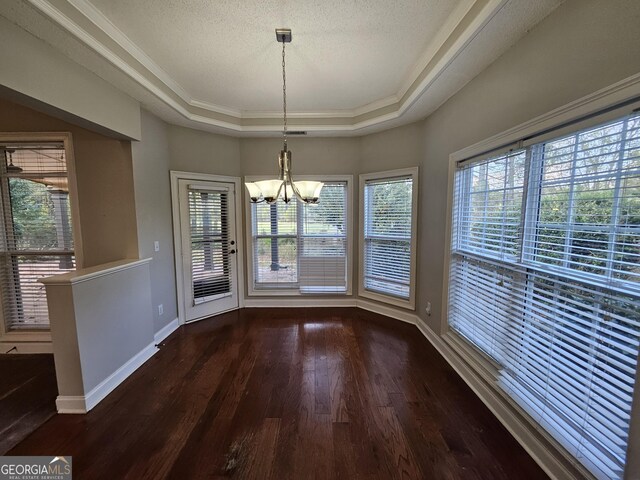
[275,180,286,204]
[289,177,315,204]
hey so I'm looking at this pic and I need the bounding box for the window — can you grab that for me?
[247,178,351,294]
[360,168,418,309]
[0,142,76,332]
[449,112,640,480]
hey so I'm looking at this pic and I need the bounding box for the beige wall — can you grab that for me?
[0,97,139,268]
[359,122,423,174]
[0,15,141,140]
[241,137,360,176]
[131,110,178,332]
[168,125,241,175]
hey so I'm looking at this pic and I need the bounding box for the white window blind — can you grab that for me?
[526,116,640,287]
[363,175,413,299]
[250,181,348,293]
[299,183,347,293]
[0,144,75,331]
[455,150,526,260]
[187,188,231,303]
[449,112,640,480]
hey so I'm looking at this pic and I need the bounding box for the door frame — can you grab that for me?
[170,171,245,325]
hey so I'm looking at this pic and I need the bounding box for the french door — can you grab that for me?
[177,179,238,322]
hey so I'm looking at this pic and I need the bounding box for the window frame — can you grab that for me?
[244,174,353,297]
[442,97,640,480]
[359,167,419,310]
[0,132,82,345]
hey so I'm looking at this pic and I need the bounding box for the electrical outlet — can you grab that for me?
[425,302,432,316]
[158,304,163,316]
[154,241,160,252]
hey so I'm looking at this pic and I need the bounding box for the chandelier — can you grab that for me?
[245,29,323,204]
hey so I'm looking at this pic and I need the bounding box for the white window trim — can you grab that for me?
[0,132,82,347]
[441,74,640,480]
[359,167,418,310]
[244,174,353,297]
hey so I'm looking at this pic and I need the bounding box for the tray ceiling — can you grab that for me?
[1,0,563,136]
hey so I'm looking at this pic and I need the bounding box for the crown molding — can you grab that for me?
[23,0,555,135]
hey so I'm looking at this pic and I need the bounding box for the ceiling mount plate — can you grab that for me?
[275,28,292,43]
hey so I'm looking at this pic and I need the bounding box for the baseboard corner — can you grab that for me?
[355,298,419,325]
[154,317,180,344]
[59,342,159,414]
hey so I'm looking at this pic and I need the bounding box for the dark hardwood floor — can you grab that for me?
[9,308,548,479]
[0,353,57,455]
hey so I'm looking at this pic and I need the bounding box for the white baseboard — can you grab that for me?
[244,298,357,308]
[154,317,179,344]
[56,342,158,414]
[355,298,419,325]
[55,396,87,414]
[414,318,583,480]
[0,342,53,354]
[242,298,419,323]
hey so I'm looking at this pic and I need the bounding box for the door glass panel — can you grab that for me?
[187,188,230,304]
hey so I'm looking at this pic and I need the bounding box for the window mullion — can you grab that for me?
[460,168,473,251]
[499,158,509,257]
[605,117,630,279]
[296,200,303,289]
[481,163,489,246]
[520,144,542,264]
[561,134,580,268]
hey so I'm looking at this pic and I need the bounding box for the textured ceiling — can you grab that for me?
[0,0,564,135]
[88,0,464,113]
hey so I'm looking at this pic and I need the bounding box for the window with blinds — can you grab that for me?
[449,112,640,480]
[0,143,75,331]
[361,171,417,306]
[250,181,348,293]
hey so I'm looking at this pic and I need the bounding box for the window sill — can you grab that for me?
[0,330,52,343]
[358,288,415,310]
[249,286,350,297]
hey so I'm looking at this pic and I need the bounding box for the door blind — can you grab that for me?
[449,112,640,480]
[0,144,74,331]
[187,188,231,303]
[363,175,413,299]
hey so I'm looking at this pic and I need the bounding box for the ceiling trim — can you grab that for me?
[25,0,513,134]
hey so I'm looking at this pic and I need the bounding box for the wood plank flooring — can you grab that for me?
[0,353,57,454]
[9,308,548,479]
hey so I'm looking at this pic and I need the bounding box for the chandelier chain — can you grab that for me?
[282,38,287,149]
